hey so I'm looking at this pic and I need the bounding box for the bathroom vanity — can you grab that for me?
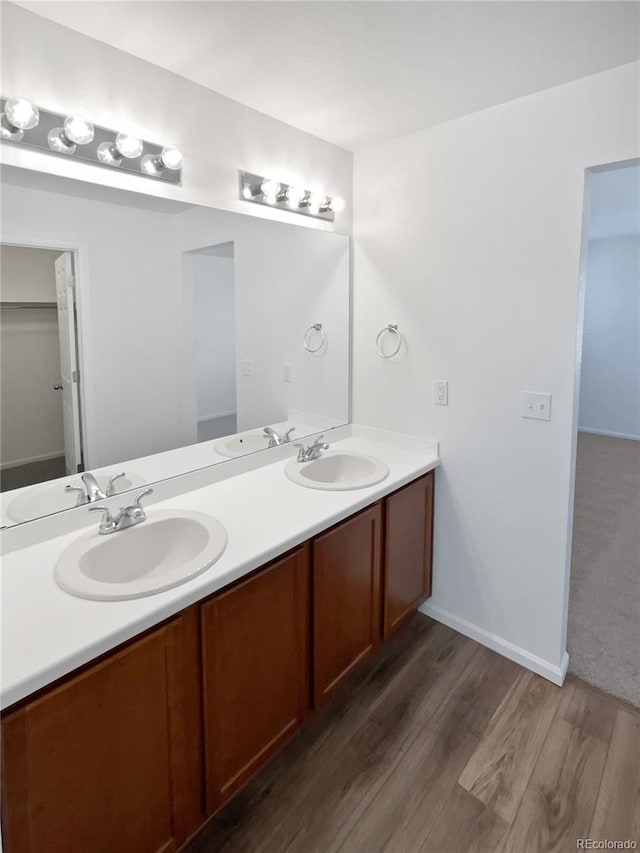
[0,432,437,853]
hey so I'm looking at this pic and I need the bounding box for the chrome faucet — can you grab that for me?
[294,435,329,462]
[263,426,296,448]
[65,472,126,506]
[89,488,153,535]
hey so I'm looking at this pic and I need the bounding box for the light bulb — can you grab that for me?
[242,185,253,200]
[140,154,162,176]
[97,141,123,166]
[260,178,281,200]
[0,115,24,142]
[160,146,183,170]
[48,127,76,154]
[63,115,94,145]
[4,97,39,130]
[115,132,143,159]
[307,192,324,211]
[285,185,305,206]
[329,196,345,213]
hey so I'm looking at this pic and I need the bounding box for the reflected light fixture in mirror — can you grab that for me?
[48,115,95,155]
[141,145,184,176]
[240,171,343,222]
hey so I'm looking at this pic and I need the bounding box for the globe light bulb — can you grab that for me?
[4,97,39,130]
[329,196,345,213]
[260,178,281,201]
[48,127,76,154]
[63,115,94,145]
[0,115,24,142]
[97,141,123,166]
[140,154,162,176]
[285,185,305,206]
[115,132,143,159]
[160,146,183,170]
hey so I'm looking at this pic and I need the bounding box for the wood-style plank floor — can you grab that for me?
[185,615,640,853]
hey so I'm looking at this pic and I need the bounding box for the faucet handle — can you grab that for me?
[88,505,115,532]
[312,434,325,446]
[283,427,296,443]
[106,472,126,496]
[132,488,153,509]
[65,484,87,506]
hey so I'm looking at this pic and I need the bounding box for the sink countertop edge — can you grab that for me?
[1,433,439,710]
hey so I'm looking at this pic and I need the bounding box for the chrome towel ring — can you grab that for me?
[304,323,326,353]
[375,324,402,358]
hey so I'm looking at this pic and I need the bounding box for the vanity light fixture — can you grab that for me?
[0,96,183,184]
[239,171,342,222]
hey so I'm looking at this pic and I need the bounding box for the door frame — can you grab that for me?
[1,234,95,469]
[562,155,640,655]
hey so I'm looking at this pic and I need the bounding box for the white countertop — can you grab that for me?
[0,427,438,710]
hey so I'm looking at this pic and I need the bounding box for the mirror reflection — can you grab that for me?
[0,168,350,526]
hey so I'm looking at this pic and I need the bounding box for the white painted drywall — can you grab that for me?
[579,235,640,440]
[191,252,237,426]
[352,62,640,680]
[1,246,64,467]
[1,245,60,302]
[174,206,350,435]
[0,3,352,235]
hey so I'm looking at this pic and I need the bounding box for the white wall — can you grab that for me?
[1,245,64,466]
[353,62,640,682]
[1,245,60,302]
[174,207,350,435]
[0,3,352,235]
[579,235,640,440]
[191,252,237,426]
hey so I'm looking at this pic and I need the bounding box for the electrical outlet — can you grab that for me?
[283,363,292,383]
[433,380,448,406]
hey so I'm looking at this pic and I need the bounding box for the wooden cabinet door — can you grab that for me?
[201,545,310,814]
[383,472,434,639]
[312,503,382,708]
[1,610,203,853]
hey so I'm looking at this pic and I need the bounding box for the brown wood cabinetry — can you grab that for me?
[200,546,310,814]
[383,472,434,639]
[312,503,383,708]
[0,609,203,853]
[1,471,435,849]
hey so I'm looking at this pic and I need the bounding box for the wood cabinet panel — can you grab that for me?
[312,503,382,708]
[383,472,434,639]
[201,546,310,814]
[1,610,202,853]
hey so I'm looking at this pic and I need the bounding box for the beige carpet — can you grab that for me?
[568,431,640,707]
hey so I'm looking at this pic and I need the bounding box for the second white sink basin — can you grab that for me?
[55,509,227,601]
[284,451,389,491]
[214,431,271,458]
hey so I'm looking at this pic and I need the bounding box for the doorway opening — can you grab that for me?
[0,244,84,491]
[568,159,640,706]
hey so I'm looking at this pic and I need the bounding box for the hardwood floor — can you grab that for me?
[184,615,640,853]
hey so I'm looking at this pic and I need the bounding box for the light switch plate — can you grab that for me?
[521,391,552,421]
[241,359,254,377]
[283,363,292,383]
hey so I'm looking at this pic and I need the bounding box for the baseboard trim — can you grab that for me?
[578,427,640,441]
[1,450,65,470]
[419,602,570,686]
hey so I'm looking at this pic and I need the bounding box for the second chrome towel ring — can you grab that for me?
[375,324,402,358]
[304,323,326,353]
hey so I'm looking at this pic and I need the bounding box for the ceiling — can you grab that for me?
[16,1,640,151]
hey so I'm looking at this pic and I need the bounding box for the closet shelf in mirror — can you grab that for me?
[0,301,57,309]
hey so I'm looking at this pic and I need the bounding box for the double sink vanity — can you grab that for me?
[0,426,438,853]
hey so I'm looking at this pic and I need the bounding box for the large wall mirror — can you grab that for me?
[0,166,350,526]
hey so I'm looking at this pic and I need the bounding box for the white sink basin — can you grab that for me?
[284,451,389,491]
[7,472,145,523]
[214,431,271,458]
[55,509,227,601]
